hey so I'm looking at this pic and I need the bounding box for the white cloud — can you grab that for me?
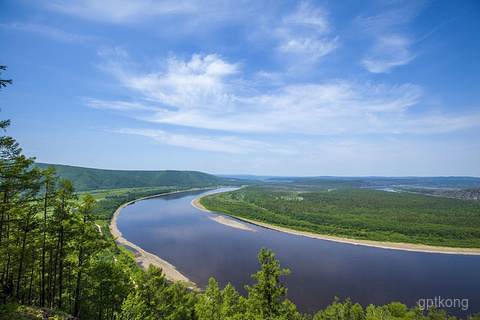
[356,2,424,73]
[115,128,271,154]
[85,99,158,111]
[394,110,480,135]
[101,53,239,111]
[92,51,480,139]
[96,46,130,60]
[0,22,95,44]
[87,48,480,159]
[275,2,339,61]
[282,2,332,33]
[362,34,415,73]
[47,0,198,23]
[44,0,260,32]
[278,36,339,59]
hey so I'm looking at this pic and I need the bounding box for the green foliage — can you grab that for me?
[90,186,185,221]
[365,304,393,320]
[201,186,480,248]
[33,163,241,191]
[119,265,196,320]
[244,247,300,320]
[195,278,223,320]
[395,187,480,202]
[313,297,364,320]
[290,179,362,189]
[0,65,12,90]
[387,302,408,318]
[1,130,478,320]
[0,113,135,318]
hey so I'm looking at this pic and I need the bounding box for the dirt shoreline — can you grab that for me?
[192,194,480,256]
[109,190,212,291]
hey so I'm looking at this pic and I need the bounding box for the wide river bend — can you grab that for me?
[116,188,480,317]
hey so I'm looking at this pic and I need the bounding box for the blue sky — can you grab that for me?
[1,0,479,176]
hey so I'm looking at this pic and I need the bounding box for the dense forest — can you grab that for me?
[200,185,480,248]
[2,66,480,319]
[394,187,480,202]
[33,163,247,192]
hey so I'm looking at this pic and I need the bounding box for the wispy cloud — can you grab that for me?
[362,34,415,73]
[90,50,480,143]
[0,22,96,44]
[85,99,158,111]
[115,128,272,154]
[47,0,199,23]
[356,2,425,73]
[5,0,479,175]
[275,2,339,62]
[45,0,260,31]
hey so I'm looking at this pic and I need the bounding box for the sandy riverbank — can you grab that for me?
[109,191,202,291]
[191,196,255,232]
[192,194,480,256]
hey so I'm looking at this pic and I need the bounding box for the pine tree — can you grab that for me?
[245,247,299,319]
[39,166,58,307]
[73,194,109,317]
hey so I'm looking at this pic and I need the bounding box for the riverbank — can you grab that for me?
[192,194,480,256]
[191,195,255,232]
[109,190,206,291]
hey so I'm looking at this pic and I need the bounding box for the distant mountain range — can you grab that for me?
[219,174,480,187]
[33,163,248,191]
[33,163,480,192]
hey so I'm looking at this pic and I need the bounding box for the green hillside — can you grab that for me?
[33,163,238,191]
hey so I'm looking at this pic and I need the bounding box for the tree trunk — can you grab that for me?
[0,192,8,247]
[41,184,48,306]
[58,224,64,310]
[16,228,28,300]
[51,235,60,309]
[73,252,83,317]
[28,261,34,304]
[48,244,55,308]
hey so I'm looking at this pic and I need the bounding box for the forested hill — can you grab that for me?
[33,163,241,191]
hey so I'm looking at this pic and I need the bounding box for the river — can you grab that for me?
[116,188,480,317]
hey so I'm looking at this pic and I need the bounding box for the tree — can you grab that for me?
[196,278,247,320]
[73,194,109,317]
[0,100,40,303]
[84,259,134,320]
[0,65,12,90]
[245,247,299,319]
[39,166,58,306]
[220,282,247,319]
[120,264,196,320]
[365,304,393,320]
[0,64,12,132]
[13,202,40,301]
[0,63,138,318]
[51,178,76,310]
[196,278,223,320]
[314,297,364,320]
[387,302,408,318]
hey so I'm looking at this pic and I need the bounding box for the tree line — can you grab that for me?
[0,126,133,317]
[200,186,480,248]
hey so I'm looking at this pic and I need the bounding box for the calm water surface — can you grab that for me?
[117,188,480,317]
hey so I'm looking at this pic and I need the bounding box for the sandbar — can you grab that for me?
[192,194,480,256]
[191,196,255,232]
